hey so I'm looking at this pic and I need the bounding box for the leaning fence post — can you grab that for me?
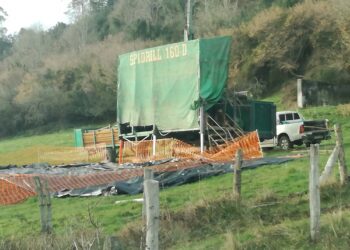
[319,146,339,185]
[233,149,243,199]
[334,124,348,185]
[309,144,320,242]
[34,177,52,234]
[144,180,160,250]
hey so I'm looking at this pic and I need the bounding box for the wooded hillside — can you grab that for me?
[0,0,349,137]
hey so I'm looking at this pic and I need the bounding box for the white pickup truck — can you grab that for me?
[276,111,330,150]
[261,111,330,150]
[276,111,304,150]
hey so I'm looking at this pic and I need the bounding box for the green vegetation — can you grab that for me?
[1,0,350,137]
[0,123,108,165]
[231,0,350,97]
[0,104,349,249]
[0,129,73,165]
[0,130,73,155]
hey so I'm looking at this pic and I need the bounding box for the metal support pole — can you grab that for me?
[118,139,124,164]
[297,79,303,108]
[152,134,157,157]
[200,106,205,154]
[184,0,192,41]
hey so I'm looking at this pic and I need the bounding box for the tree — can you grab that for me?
[0,6,7,37]
[110,0,184,41]
[0,6,12,60]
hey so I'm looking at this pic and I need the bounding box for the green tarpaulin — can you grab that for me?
[117,36,231,131]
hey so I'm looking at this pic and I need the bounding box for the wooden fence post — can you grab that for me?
[34,177,52,234]
[233,149,243,199]
[144,180,160,250]
[144,168,154,181]
[334,124,348,185]
[309,144,320,242]
[319,146,339,185]
[143,168,154,218]
[103,236,123,250]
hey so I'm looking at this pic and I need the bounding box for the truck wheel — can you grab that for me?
[278,135,292,150]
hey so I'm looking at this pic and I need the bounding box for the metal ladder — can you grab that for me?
[206,115,244,148]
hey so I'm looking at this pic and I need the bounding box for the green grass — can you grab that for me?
[0,158,313,237]
[0,194,143,238]
[0,130,74,155]
[0,130,74,165]
[0,104,350,249]
[0,123,109,165]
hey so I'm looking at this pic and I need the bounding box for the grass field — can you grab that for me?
[0,130,74,166]
[0,123,108,166]
[1,104,350,249]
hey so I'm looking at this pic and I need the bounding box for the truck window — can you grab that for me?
[279,114,286,122]
[294,113,300,120]
[286,113,293,121]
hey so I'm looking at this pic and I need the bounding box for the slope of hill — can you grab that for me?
[1,0,350,138]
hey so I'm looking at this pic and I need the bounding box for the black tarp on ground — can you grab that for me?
[0,159,174,175]
[53,157,293,197]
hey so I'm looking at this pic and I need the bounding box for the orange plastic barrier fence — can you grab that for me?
[0,178,36,205]
[0,132,262,205]
[209,131,263,161]
[121,131,262,163]
[0,160,205,205]
[122,139,175,163]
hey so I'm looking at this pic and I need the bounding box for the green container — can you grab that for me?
[250,101,276,140]
[74,129,84,147]
[223,99,276,140]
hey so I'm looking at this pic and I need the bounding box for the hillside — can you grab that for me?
[0,0,350,137]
